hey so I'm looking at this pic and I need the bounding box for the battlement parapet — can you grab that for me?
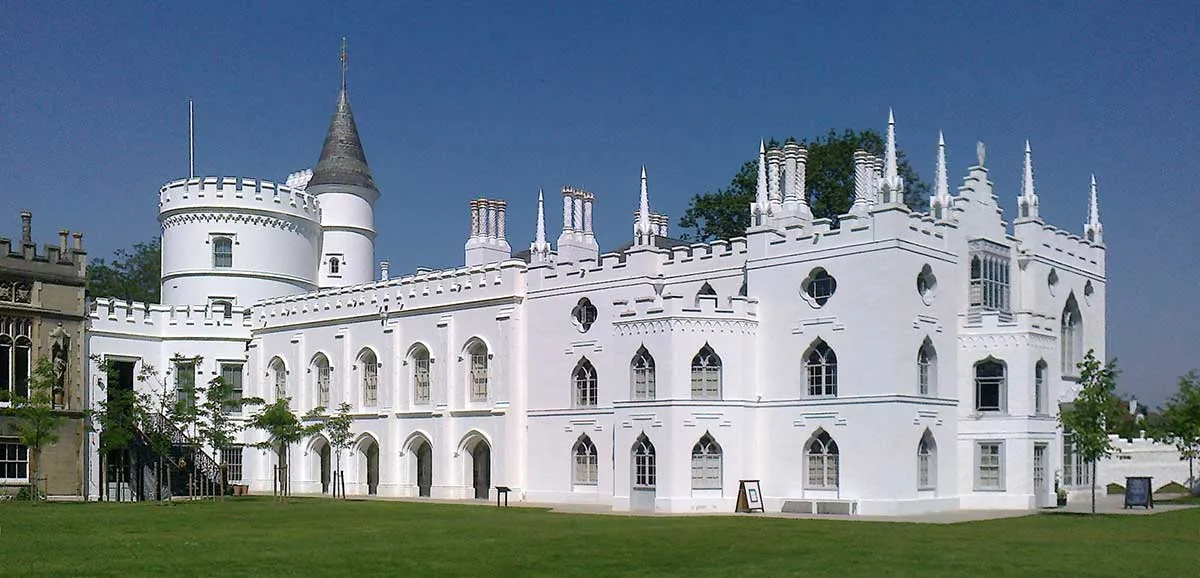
[530,237,750,291]
[256,259,527,326]
[1,213,87,277]
[1015,220,1105,275]
[158,176,322,221]
[613,291,759,321]
[89,297,255,335]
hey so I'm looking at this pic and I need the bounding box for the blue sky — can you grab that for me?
[2,1,1197,405]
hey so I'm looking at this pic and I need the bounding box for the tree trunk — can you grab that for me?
[1090,461,1097,514]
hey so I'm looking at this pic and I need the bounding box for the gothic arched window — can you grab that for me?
[690,344,722,400]
[690,433,722,490]
[806,431,839,490]
[573,358,597,407]
[631,346,655,401]
[805,340,837,397]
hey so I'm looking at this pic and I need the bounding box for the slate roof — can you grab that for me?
[308,88,377,191]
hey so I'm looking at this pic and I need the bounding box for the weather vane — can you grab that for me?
[340,37,348,90]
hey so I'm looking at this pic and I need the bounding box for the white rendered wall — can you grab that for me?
[314,189,376,287]
[158,177,322,306]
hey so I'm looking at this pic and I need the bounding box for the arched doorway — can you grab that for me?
[470,440,491,500]
[310,436,332,495]
[320,444,332,494]
[631,433,656,512]
[413,439,433,497]
[357,437,380,496]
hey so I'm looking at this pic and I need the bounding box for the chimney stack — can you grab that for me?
[464,197,511,266]
[380,260,390,281]
[20,211,32,246]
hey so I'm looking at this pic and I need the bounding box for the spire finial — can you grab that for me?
[755,140,768,213]
[1084,174,1103,243]
[638,165,651,242]
[883,108,903,201]
[340,37,348,91]
[934,130,949,204]
[1019,140,1040,219]
[532,188,551,260]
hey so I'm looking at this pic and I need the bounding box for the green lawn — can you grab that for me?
[1,498,1197,577]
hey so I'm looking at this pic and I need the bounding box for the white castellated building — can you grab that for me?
[88,80,1113,514]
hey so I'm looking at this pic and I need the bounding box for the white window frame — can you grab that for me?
[918,435,936,490]
[360,351,379,407]
[690,434,722,490]
[918,341,936,396]
[221,446,244,483]
[467,342,489,401]
[974,359,1006,413]
[573,358,597,408]
[270,358,287,401]
[571,298,598,333]
[803,268,837,307]
[174,359,197,411]
[1034,360,1047,415]
[573,436,598,486]
[631,347,655,401]
[0,438,29,483]
[632,435,656,489]
[211,235,234,269]
[968,240,1012,313]
[690,345,722,400]
[975,441,1005,491]
[313,355,331,408]
[0,318,33,401]
[412,347,431,405]
[219,362,244,414]
[806,340,837,397]
[1063,435,1093,488]
[806,431,839,490]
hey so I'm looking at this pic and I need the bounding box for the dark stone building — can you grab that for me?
[0,211,88,497]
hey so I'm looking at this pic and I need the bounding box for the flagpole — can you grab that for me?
[189,99,195,178]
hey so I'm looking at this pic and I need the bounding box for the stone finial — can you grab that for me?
[756,140,768,213]
[976,141,986,167]
[1084,174,1103,244]
[380,260,390,281]
[1019,140,1040,219]
[637,165,652,244]
[930,131,952,219]
[20,211,32,245]
[882,109,904,203]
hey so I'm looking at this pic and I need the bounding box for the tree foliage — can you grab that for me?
[679,129,930,241]
[87,237,161,303]
[1058,351,1123,513]
[1150,371,1200,494]
[245,398,325,499]
[320,402,355,498]
[11,357,66,500]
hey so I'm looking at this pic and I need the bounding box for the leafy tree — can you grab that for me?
[87,237,161,303]
[245,398,324,500]
[1059,350,1123,513]
[679,130,930,241]
[10,357,66,500]
[1150,371,1200,495]
[89,355,140,501]
[197,373,248,500]
[321,402,355,499]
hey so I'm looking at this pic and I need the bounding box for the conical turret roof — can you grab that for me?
[308,87,377,191]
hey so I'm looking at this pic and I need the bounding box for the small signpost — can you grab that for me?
[1124,476,1153,509]
[735,480,764,513]
[495,485,511,507]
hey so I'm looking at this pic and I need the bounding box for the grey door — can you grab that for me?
[416,441,432,497]
[472,443,491,500]
[1034,444,1050,508]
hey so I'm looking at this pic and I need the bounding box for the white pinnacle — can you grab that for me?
[534,188,547,248]
[639,165,651,240]
[756,140,768,209]
[1022,141,1035,199]
[1088,174,1100,225]
[884,108,901,195]
[935,130,949,202]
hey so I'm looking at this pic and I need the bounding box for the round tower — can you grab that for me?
[158,176,322,306]
[307,81,379,288]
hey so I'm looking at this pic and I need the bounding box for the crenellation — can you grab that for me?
[159,176,321,217]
